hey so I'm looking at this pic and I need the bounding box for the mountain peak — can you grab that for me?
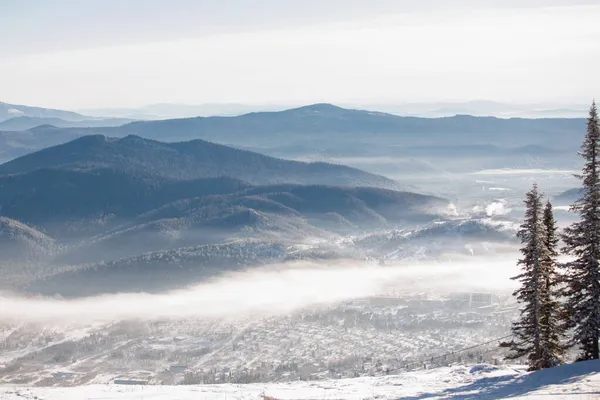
[287,103,346,113]
[28,124,59,131]
[0,134,401,189]
[118,134,151,143]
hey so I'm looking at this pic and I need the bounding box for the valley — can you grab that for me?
[3,2,600,396]
[0,102,593,397]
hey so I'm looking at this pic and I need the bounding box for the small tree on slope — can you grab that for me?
[539,200,566,367]
[562,100,600,361]
[505,183,551,370]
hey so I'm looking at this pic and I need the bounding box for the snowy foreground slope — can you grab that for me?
[1,361,598,400]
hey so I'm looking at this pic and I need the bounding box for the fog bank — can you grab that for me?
[0,257,519,325]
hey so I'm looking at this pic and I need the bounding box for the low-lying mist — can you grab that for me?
[0,256,520,325]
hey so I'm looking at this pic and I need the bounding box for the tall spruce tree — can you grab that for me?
[506,183,551,370]
[562,100,600,361]
[539,200,565,367]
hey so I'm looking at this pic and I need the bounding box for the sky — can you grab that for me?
[0,0,599,110]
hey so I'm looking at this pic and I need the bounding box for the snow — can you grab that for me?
[0,296,518,386]
[1,361,598,399]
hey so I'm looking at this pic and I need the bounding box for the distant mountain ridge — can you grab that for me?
[0,116,135,131]
[1,103,586,146]
[0,163,448,293]
[0,101,89,122]
[0,125,88,163]
[105,104,584,147]
[0,104,587,166]
[79,103,289,119]
[0,165,443,233]
[53,181,447,265]
[0,169,251,229]
[0,134,402,189]
[79,100,589,119]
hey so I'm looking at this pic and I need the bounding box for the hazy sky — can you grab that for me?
[1,0,599,109]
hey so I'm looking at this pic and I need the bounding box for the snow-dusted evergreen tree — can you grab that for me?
[562,100,600,361]
[539,200,566,367]
[505,183,551,370]
[543,201,560,280]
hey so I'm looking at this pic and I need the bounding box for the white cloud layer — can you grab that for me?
[0,258,519,325]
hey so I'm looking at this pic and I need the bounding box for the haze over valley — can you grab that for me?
[0,99,587,391]
[1,1,599,398]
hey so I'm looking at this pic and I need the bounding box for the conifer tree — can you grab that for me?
[539,200,565,367]
[505,183,550,370]
[562,100,600,361]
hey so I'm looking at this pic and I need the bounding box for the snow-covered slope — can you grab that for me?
[0,217,56,261]
[351,218,518,261]
[1,360,598,399]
